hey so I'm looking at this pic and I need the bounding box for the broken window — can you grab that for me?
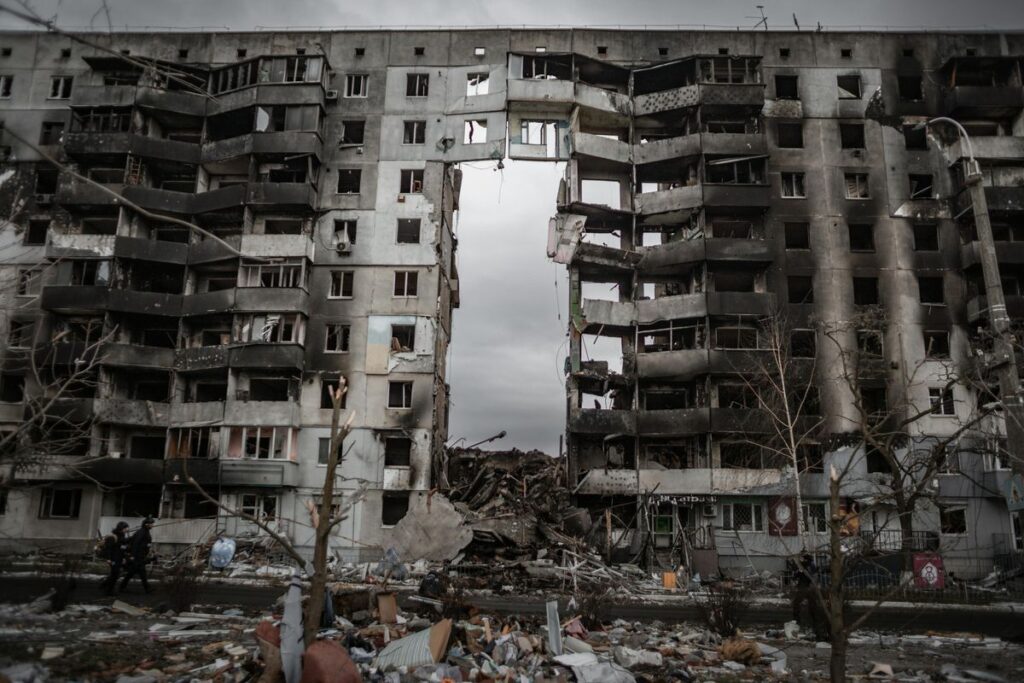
[463,119,487,144]
[70,260,110,286]
[722,502,764,531]
[923,330,950,358]
[128,435,166,460]
[393,271,418,297]
[318,437,339,465]
[721,442,767,469]
[0,373,24,403]
[247,377,293,402]
[781,172,805,198]
[7,320,30,348]
[344,74,368,97]
[836,74,862,99]
[466,72,489,96]
[801,502,828,533]
[853,277,879,306]
[384,437,412,467]
[254,105,319,133]
[0,74,11,97]
[329,271,354,299]
[24,219,48,245]
[939,505,967,534]
[233,426,295,460]
[387,381,413,409]
[240,259,307,289]
[840,123,865,149]
[857,329,884,356]
[520,55,570,80]
[774,75,798,100]
[791,329,816,358]
[53,318,103,344]
[784,222,810,249]
[913,224,939,251]
[396,218,420,244]
[399,169,423,194]
[848,223,874,251]
[844,173,870,199]
[788,276,813,303]
[340,120,365,144]
[898,75,923,101]
[167,427,220,460]
[776,122,803,148]
[319,377,347,410]
[48,75,73,99]
[403,120,426,145]
[639,320,702,353]
[239,313,305,344]
[406,73,428,97]
[334,219,357,245]
[264,219,304,235]
[918,276,944,304]
[240,494,278,521]
[38,488,82,519]
[324,324,351,353]
[711,218,757,239]
[706,156,765,184]
[929,387,956,416]
[34,168,58,194]
[718,383,759,409]
[841,48,853,58]
[903,124,928,150]
[909,174,933,199]
[520,120,559,156]
[714,326,759,349]
[39,121,64,145]
[391,324,415,352]
[381,493,409,526]
[337,169,361,194]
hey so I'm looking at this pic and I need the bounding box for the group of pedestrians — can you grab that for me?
[96,517,156,595]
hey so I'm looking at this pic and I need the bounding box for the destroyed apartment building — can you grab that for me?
[0,29,1023,575]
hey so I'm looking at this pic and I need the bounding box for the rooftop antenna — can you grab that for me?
[792,13,800,31]
[746,5,768,31]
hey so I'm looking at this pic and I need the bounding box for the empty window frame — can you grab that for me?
[324,324,351,353]
[466,72,489,96]
[387,381,413,408]
[776,122,803,148]
[240,493,278,521]
[903,124,928,150]
[848,223,874,251]
[801,502,828,533]
[337,169,361,193]
[714,326,759,349]
[384,437,412,466]
[839,123,865,149]
[334,219,357,245]
[923,330,950,358]
[381,493,410,526]
[167,427,220,459]
[396,218,420,244]
[329,270,354,298]
[391,324,415,351]
[264,219,304,235]
[898,75,923,101]
[520,120,559,156]
[406,73,428,97]
[909,174,933,199]
[38,488,82,519]
[929,387,956,416]
[403,120,426,144]
[939,505,967,534]
[39,121,64,145]
[774,75,799,99]
[7,320,31,348]
[24,219,49,245]
[48,75,73,99]
[393,271,418,297]
[791,329,816,358]
[340,120,365,144]
[399,169,423,194]
[836,74,862,99]
[16,268,41,296]
[240,258,307,289]
[853,277,879,306]
[798,443,825,473]
[722,502,764,532]
[254,105,320,133]
[706,157,765,184]
[856,329,884,356]
[463,119,487,144]
[913,223,939,251]
[918,276,944,304]
[844,173,870,199]
[70,260,110,286]
[781,172,805,198]
[788,276,813,303]
[0,74,11,98]
[784,222,810,249]
[233,426,295,460]
[638,320,702,353]
[0,373,24,403]
[240,313,305,343]
[344,74,368,97]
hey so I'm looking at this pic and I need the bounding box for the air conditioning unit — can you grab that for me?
[336,241,352,254]
[325,89,339,101]
[702,504,717,517]
[35,193,53,205]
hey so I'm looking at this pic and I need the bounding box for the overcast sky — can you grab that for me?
[2,0,1021,453]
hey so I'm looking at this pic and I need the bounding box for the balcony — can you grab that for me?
[134,86,207,117]
[571,132,631,170]
[219,459,299,487]
[240,234,313,259]
[114,236,189,264]
[171,402,225,425]
[106,289,182,317]
[102,343,175,369]
[202,132,323,163]
[192,184,249,214]
[70,84,137,108]
[188,236,242,264]
[181,289,236,316]
[94,398,170,427]
[573,242,643,276]
[175,346,230,373]
[62,132,199,164]
[948,136,1024,165]
[246,182,318,210]
[702,183,771,209]
[234,287,309,314]
[634,134,702,165]
[206,83,325,115]
[961,241,1024,268]
[47,234,115,260]
[575,467,785,496]
[55,178,123,208]
[633,83,764,117]
[507,78,575,105]
[637,408,711,436]
[640,238,772,273]
[229,343,304,370]
[944,86,1024,117]
[40,285,109,313]
[967,294,1024,323]
[225,401,301,426]
[568,408,635,435]
[700,132,766,157]
[83,457,164,484]
[634,184,703,219]
[164,458,220,486]
[121,185,196,214]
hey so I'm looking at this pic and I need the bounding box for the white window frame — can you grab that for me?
[39,488,82,519]
[801,502,828,534]
[324,323,351,353]
[240,493,279,520]
[240,258,307,289]
[781,172,805,198]
[402,120,426,145]
[845,173,870,199]
[466,72,490,96]
[328,270,354,299]
[48,75,73,99]
[985,436,1011,471]
[344,74,368,98]
[929,387,956,416]
[722,501,765,532]
[406,73,429,97]
[235,426,294,460]
[463,119,488,144]
[393,270,418,298]
[387,381,413,409]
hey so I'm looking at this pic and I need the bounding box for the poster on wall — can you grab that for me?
[912,553,945,589]
[768,496,798,536]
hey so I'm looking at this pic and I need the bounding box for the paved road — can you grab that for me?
[3,576,1021,641]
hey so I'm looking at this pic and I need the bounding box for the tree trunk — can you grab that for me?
[828,468,848,683]
[830,638,848,683]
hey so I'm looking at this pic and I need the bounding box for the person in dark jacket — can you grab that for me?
[119,518,155,594]
[99,521,129,595]
[790,552,826,639]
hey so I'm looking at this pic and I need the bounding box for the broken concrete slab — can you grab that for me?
[383,494,473,562]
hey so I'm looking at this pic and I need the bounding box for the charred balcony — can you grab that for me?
[940,57,1024,117]
[63,132,200,165]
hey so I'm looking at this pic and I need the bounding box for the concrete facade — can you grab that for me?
[0,29,1022,574]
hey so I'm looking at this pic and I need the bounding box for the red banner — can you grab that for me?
[913,553,945,589]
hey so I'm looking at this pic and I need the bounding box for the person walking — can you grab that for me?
[97,521,129,595]
[119,518,155,594]
[790,552,826,640]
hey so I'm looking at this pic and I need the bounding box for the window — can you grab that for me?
[17,268,42,296]
[399,169,423,194]
[791,329,816,358]
[776,122,803,148]
[403,120,425,145]
[0,74,11,98]
[240,259,307,289]
[903,124,928,150]
[802,502,828,533]
[784,222,810,249]
[845,173,870,199]
[940,505,967,535]
[382,493,409,526]
[344,74,368,97]
[384,437,412,466]
[337,169,361,194]
[25,219,48,245]
[406,73,428,97]
[388,381,413,409]
[239,313,305,344]
[177,48,189,59]
[393,271,418,297]
[466,72,489,96]
[48,75,73,99]
[7,320,31,348]
[234,426,295,460]
[334,219,357,245]
[781,172,805,198]
[39,121,63,145]
[474,47,486,57]
[715,326,759,349]
[913,224,938,251]
[923,330,950,358]
[848,223,874,251]
[798,443,824,473]
[240,494,278,521]
[909,174,933,199]
[319,377,347,410]
[918,276,944,304]
[340,120,365,144]
[354,47,365,57]
[391,324,415,351]
[329,271,354,299]
[837,74,861,99]
[841,48,853,58]
[857,329,884,356]
[35,168,58,194]
[597,46,608,55]
[396,218,420,244]
[839,123,865,149]
[324,324,351,353]
[39,488,82,519]
[237,48,248,58]
[464,119,487,144]
[898,75,923,101]
[318,437,339,465]
[788,276,813,304]
[853,277,879,306]
[0,47,9,56]
[0,373,24,403]
[775,75,798,100]
[929,387,955,416]
[413,47,425,56]
[985,437,1010,471]
[722,502,764,532]
[779,48,791,58]
[0,490,6,515]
